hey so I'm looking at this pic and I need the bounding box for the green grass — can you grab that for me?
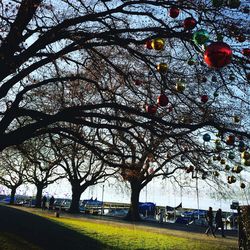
[40,214,237,250]
[0,232,41,250]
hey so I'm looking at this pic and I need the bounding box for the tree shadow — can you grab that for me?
[0,205,106,250]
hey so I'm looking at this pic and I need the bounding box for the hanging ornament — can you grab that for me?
[241,151,250,160]
[146,104,157,114]
[229,74,235,81]
[237,34,246,43]
[226,0,241,9]
[239,140,245,148]
[232,165,243,174]
[242,48,250,57]
[203,133,211,142]
[233,115,240,123]
[201,95,209,103]
[228,152,235,160]
[157,63,168,74]
[240,183,246,189]
[193,29,209,45]
[213,171,219,177]
[204,42,232,68]
[216,142,223,151]
[183,17,197,30]
[244,159,250,166]
[226,135,235,145]
[220,159,226,164]
[228,176,236,184]
[225,165,230,171]
[169,7,180,18]
[151,38,165,50]
[213,92,219,97]
[175,81,185,92]
[201,173,207,180]
[157,93,169,106]
[145,40,153,49]
[134,80,143,86]
[211,75,217,82]
[187,58,196,66]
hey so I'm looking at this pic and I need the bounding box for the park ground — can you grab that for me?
[0,204,238,250]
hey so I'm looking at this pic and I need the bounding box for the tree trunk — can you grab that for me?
[125,181,142,221]
[35,184,43,208]
[68,184,81,213]
[10,187,17,205]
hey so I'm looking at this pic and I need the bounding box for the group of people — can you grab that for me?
[42,195,55,210]
[205,207,225,237]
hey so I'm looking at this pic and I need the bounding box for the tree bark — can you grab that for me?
[35,184,43,208]
[10,187,17,205]
[125,181,142,221]
[68,184,81,213]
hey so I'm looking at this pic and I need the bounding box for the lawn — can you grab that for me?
[1,206,238,250]
[33,209,237,250]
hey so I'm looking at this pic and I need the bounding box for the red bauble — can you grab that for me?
[204,42,232,68]
[157,93,169,106]
[145,40,153,49]
[146,104,157,114]
[169,7,180,18]
[201,95,209,103]
[226,135,235,145]
[242,48,250,57]
[183,17,196,30]
[134,80,143,86]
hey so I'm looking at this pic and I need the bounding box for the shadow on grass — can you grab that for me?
[0,205,106,250]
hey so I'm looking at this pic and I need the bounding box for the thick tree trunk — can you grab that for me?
[125,181,142,221]
[68,184,81,213]
[10,187,17,205]
[35,184,43,208]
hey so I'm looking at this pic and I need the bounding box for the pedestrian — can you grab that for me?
[214,208,225,237]
[42,195,47,210]
[49,196,55,210]
[205,207,215,237]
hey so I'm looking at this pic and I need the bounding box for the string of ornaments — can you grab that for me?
[142,0,249,189]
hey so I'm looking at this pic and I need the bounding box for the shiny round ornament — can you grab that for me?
[203,133,211,142]
[213,171,219,177]
[233,114,239,122]
[241,151,250,160]
[225,165,230,171]
[228,152,235,160]
[228,175,236,184]
[237,34,246,43]
[151,38,165,51]
[201,95,209,103]
[169,7,180,18]
[233,165,243,173]
[240,183,246,189]
[226,135,235,145]
[242,48,250,57]
[204,42,232,68]
[183,17,197,30]
[187,58,196,66]
[193,29,209,45]
[226,0,241,9]
[220,159,226,164]
[175,82,185,92]
[146,104,157,114]
[157,63,168,74]
[134,79,143,86]
[157,93,169,106]
[244,159,250,166]
[145,40,153,49]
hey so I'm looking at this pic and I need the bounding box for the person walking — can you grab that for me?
[42,195,47,210]
[205,207,215,237]
[49,196,55,210]
[214,208,225,237]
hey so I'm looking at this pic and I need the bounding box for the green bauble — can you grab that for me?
[193,29,209,45]
[212,0,224,7]
[228,152,235,160]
